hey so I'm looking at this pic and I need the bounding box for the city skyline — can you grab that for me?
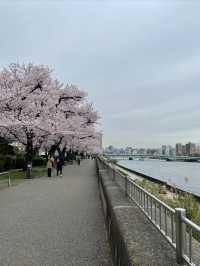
[104,141,200,156]
[104,141,200,149]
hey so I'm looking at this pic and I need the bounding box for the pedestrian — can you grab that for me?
[76,154,81,165]
[56,157,61,176]
[50,155,55,175]
[56,154,64,177]
[59,152,64,175]
[47,155,53,177]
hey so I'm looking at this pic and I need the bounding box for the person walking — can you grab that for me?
[56,153,64,177]
[47,155,53,177]
[76,154,81,165]
[56,157,61,177]
[59,152,64,176]
[50,155,55,176]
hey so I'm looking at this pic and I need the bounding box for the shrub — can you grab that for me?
[0,143,16,155]
[0,160,5,172]
[4,156,15,170]
[32,156,46,167]
[159,185,167,194]
[15,155,25,169]
[108,159,118,164]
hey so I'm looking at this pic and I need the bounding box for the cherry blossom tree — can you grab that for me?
[41,100,99,158]
[0,63,63,176]
[0,63,100,176]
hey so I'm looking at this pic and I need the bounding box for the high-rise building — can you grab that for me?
[196,144,200,155]
[176,143,183,156]
[182,145,186,155]
[161,145,175,156]
[125,146,133,155]
[185,142,196,156]
[137,148,146,155]
[161,145,167,155]
[168,145,175,156]
[97,132,103,150]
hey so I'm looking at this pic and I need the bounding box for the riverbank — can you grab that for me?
[116,163,200,240]
[117,159,200,198]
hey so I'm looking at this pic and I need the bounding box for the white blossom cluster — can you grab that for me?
[0,63,100,158]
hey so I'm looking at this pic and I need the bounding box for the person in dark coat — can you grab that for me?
[56,152,64,176]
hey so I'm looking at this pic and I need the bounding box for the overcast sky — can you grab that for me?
[0,1,200,148]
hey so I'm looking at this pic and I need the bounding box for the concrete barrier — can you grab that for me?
[96,160,180,266]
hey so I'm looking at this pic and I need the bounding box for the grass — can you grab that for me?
[0,166,47,185]
[135,179,200,223]
[135,178,200,241]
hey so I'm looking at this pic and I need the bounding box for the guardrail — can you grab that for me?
[0,171,11,186]
[98,157,200,266]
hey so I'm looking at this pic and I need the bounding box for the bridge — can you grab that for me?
[104,153,200,162]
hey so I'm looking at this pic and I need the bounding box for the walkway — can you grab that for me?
[0,160,112,266]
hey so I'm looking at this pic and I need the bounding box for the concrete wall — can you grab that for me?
[96,160,180,266]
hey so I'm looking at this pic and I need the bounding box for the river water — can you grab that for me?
[118,159,200,197]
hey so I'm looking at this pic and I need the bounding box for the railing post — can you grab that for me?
[8,172,11,186]
[175,208,186,264]
[125,175,128,197]
[112,165,115,181]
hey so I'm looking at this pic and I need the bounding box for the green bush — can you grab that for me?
[0,160,5,172]
[0,143,16,155]
[4,156,15,170]
[32,156,46,167]
[0,156,15,171]
[15,156,25,169]
[0,154,46,172]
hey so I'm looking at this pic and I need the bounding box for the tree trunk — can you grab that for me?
[25,134,34,178]
[62,146,66,160]
[45,148,48,161]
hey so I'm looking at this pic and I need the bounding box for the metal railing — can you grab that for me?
[182,216,200,266]
[98,157,200,266]
[0,171,11,186]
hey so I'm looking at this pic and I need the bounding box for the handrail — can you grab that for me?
[127,176,175,213]
[183,217,200,233]
[0,171,11,186]
[98,157,200,266]
[0,171,9,175]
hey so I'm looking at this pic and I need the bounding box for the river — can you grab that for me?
[118,159,200,197]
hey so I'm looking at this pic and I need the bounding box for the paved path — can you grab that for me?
[0,160,112,266]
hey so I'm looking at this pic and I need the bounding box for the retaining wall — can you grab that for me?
[97,160,180,266]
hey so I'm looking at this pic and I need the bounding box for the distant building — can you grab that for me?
[96,132,103,152]
[161,145,174,156]
[132,149,138,155]
[185,142,196,156]
[165,146,170,156]
[161,145,167,156]
[105,145,115,154]
[169,147,176,157]
[182,145,186,155]
[146,148,160,156]
[195,144,200,155]
[176,143,183,156]
[137,148,146,155]
[125,146,133,155]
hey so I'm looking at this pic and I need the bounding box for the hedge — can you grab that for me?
[0,155,46,172]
